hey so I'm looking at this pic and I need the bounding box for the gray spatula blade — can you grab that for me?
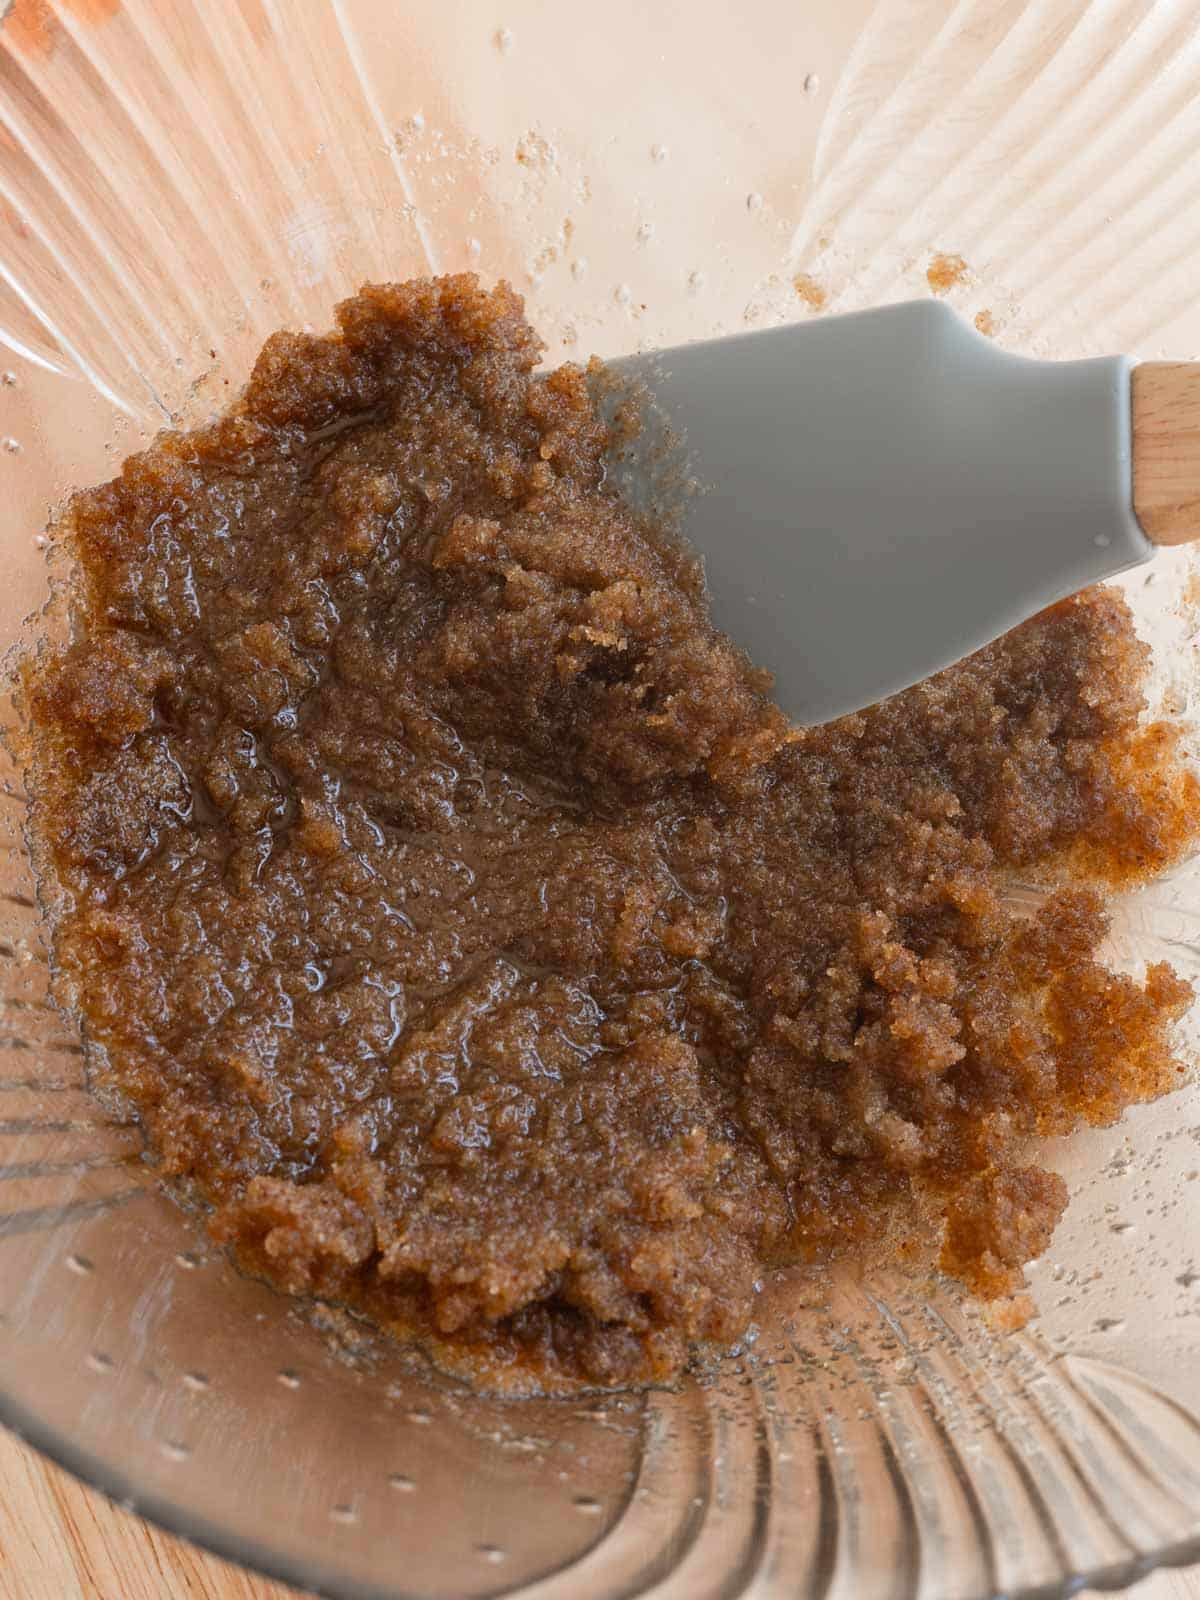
[608,300,1151,726]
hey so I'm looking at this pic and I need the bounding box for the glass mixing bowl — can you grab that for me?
[1,2,1198,1596]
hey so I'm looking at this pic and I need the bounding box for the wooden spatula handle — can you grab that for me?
[1132,362,1200,545]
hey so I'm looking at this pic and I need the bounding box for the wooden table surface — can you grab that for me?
[0,1423,1195,1600]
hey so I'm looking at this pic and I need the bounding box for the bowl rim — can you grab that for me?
[4,1380,1200,1600]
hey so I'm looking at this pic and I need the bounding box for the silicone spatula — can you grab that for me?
[608,300,1200,726]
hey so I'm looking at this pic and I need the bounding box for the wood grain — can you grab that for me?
[0,1423,1195,1599]
[1132,361,1200,545]
[0,1426,308,1600]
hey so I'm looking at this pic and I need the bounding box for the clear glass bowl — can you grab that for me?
[1,3,1198,1596]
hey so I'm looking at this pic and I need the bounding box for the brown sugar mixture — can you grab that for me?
[21,276,1200,1392]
